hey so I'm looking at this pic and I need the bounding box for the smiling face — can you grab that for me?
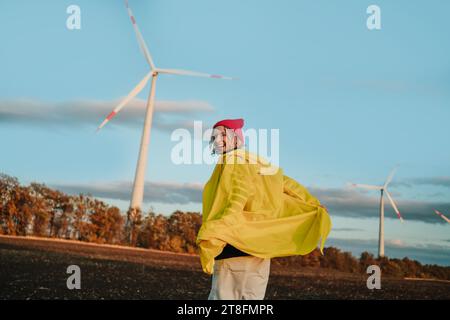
[210,125,238,155]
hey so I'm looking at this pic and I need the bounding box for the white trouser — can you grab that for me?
[208,256,271,300]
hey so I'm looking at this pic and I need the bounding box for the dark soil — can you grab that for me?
[0,236,448,300]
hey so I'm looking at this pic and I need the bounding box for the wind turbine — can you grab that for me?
[434,209,450,224]
[350,168,404,258]
[96,1,234,220]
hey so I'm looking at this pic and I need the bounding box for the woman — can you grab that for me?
[197,118,332,300]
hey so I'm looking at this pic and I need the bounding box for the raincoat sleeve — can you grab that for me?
[283,174,321,206]
[222,162,254,217]
[282,174,331,254]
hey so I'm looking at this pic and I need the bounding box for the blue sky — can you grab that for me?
[0,0,449,265]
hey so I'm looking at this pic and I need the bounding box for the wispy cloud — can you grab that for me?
[392,176,450,189]
[386,239,406,248]
[327,237,450,266]
[49,180,203,205]
[309,186,450,224]
[0,98,214,131]
[46,180,450,224]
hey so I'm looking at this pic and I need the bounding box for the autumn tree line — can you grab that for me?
[1,173,449,280]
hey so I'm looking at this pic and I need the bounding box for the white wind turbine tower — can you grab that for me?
[350,168,404,258]
[96,1,234,221]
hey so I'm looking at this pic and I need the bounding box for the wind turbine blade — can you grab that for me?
[434,209,450,224]
[385,190,404,223]
[124,0,155,70]
[96,72,152,131]
[350,183,382,190]
[384,167,398,188]
[157,68,236,80]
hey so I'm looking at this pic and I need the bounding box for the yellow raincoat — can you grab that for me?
[196,148,332,275]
